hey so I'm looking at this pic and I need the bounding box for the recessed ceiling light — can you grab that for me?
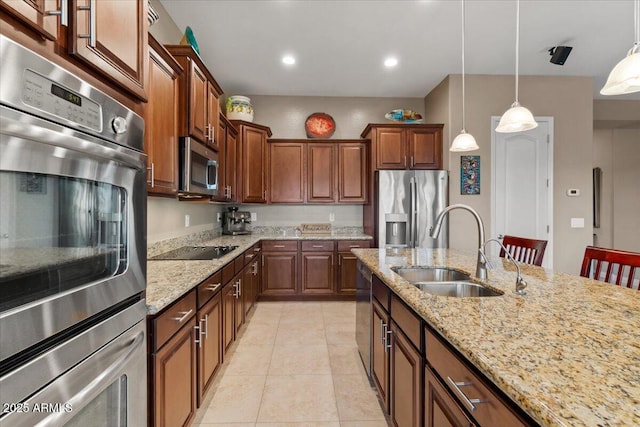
[282,55,296,65]
[384,57,398,67]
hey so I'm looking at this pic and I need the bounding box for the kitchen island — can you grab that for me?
[353,247,640,427]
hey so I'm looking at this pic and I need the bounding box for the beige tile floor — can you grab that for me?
[192,301,389,427]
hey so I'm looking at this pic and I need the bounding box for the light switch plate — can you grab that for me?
[216,212,222,222]
[251,212,257,221]
[329,212,335,222]
[184,214,190,227]
[570,217,585,228]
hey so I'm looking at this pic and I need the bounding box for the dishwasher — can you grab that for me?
[355,260,373,380]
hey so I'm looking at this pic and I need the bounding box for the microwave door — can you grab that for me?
[207,159,218,191]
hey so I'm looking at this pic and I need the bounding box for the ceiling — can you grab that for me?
[160,0,640,100]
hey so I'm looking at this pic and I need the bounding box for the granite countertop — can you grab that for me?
[352,247,640,427]
[146,233,372,314]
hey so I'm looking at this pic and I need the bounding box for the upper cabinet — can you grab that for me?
[268,139,368,204]
[0,0,148,102]
[219,115,238,202]
[165,45,224,150]
[232,120,272,204]
[143,35,183,196]
[361,124,443,170]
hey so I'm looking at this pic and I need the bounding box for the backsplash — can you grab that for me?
[250,225,364,235]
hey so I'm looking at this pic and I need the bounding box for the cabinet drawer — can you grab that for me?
[301,240,335,252]
[197,271,222,309]
[262,240,298,252]
[152,291,196,351]
[222,262,235,285]
[337,240,371,251]
[244,247,258,264]
[234,254,245,274]
[391,294,421,351]
[425,329,527,427]
[372,275,390,311]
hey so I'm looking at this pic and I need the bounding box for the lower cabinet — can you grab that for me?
[371,298,390,412]
[390,321,422,427]
[261,241,299,295]
[196,292,222,406]
[222,279,236,354]
[425,366,476,427]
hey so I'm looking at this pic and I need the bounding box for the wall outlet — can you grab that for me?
[251,212,257,221]
[329,212,335,222]
[216,212,222,222]
[184,214,190,227]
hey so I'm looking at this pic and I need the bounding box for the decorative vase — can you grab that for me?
[225,96,254,122]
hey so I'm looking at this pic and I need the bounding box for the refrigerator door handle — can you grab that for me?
[410,177,417,248]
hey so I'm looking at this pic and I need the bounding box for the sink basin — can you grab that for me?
[391,266,471,283]
[413,282,503,297]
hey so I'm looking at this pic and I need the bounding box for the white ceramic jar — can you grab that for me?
[225,96,254,122]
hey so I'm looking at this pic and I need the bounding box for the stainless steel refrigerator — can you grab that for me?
[375,170,448,248]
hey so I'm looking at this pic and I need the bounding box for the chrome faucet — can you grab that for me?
[481,238,528,295]
[430,204,487,280]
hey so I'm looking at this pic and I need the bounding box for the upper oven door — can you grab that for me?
[0,105,147,363]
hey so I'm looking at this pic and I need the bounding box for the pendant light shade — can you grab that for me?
[450,0,479,152]
[601,0,640,95]
[495,101,538,133]
[496,0,537,133]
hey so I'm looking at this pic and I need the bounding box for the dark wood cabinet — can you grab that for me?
[269,142,306,203]
[425,366,475,427]
[371,298,390,413]
[0,0,59,41]
[218,115,238,201]
[338,142,368,203]
[361,124,443,171]
[300,241,335,295]
[144,35,182,196]
[233,121,272,204]
[69,0,147,101]
[390,321,423,427]
[307,143,336,202]
[196,292,222,406]
[222,279,236,354]
[337,241,370,295]
[261,250,298,295]
[165,45,224,149]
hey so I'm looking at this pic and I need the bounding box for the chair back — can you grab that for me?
[499,235,548,266]
[580,246,640,290]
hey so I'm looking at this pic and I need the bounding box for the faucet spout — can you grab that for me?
[430,204,487,280]
[482,238,528,295]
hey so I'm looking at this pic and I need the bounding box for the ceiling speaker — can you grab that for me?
[549,46,573,65]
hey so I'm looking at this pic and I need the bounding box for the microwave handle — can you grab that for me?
[207,159,218,189]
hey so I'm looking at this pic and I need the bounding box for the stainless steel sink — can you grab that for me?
[413,282,503,297]
[391,266,472,283]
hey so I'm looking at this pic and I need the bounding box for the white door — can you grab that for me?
[491,117,553,269]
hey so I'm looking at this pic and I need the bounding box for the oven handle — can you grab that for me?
[35,331,145,427]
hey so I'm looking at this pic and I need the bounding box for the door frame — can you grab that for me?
[490,116,554,269]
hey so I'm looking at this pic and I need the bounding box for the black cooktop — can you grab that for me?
[151,245,238,260]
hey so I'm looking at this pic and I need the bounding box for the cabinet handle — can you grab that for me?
[172,309,193,323]
[147,163,155,187]
[411,156,414,168]
[78,0,96,48]
[338,256,341,266]
[385,328,392,352]
[226,185,232,199]
[252,261,258,275]
[312,245,324,248]
[205,283,221,292]
[47,0,68,26]
[446,377,486,412]
[254,247,261,252]
[194,324,202,348]
[233,281,239,298]
[404,156,407,168]
[246,253,254,259]
[380,319,386,343]
[263,190,267,200]
[202,314,209,338]
[273,245,285,248]
[349,245,361,248]
[205,124,210,141]
[238,278,242,297]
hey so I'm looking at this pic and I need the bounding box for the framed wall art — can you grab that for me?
[460,156,480,195]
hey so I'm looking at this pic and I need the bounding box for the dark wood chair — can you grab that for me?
[499,235,548,267]
[580,246,640,290]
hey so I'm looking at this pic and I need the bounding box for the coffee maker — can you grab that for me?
[222,206,251,235]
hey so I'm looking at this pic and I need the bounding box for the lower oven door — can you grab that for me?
[0,301,146,427]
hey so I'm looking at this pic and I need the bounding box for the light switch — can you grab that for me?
[570,218,584,228]
[251,212,257,221]
[184,214,190,227]
[329,212,335,222]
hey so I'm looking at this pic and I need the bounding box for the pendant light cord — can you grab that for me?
[461,0,466,131]
[515,0,520,104]
[635,0,639,44]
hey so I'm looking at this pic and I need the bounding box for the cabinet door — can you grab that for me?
[243,264,254,318]
[233,273,244,337]
[241,127,267,203]
[337,252,358,295]
[390,322,423,427]
[251,259,260,303]
[425,367,475,427]
[0,0,59,40]
[153,320,197,427]
[145,43,180,195]
[70,0,147,101]
[307,143,336,203]
[206,82,220,150]
[197,292,222,406]
[222,281,236,354]
[269,142,305,203]
[300,252,335,295]
[188,60,208,143]
[408,127,442,169]
[224,125,238,202]
[261,252,298,295]
[371,299,390,413]
[376,128,406,169]
[338,142,367,203]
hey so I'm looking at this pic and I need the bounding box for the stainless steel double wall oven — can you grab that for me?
[0,35,147,426]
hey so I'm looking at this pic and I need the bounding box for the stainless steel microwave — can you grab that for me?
[180,137,219,196]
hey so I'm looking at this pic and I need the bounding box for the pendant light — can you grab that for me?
[450,0,479,152]
[601,0,640,95]
[496,0,537,133]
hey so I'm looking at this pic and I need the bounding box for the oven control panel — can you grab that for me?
[22,69,102,132]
